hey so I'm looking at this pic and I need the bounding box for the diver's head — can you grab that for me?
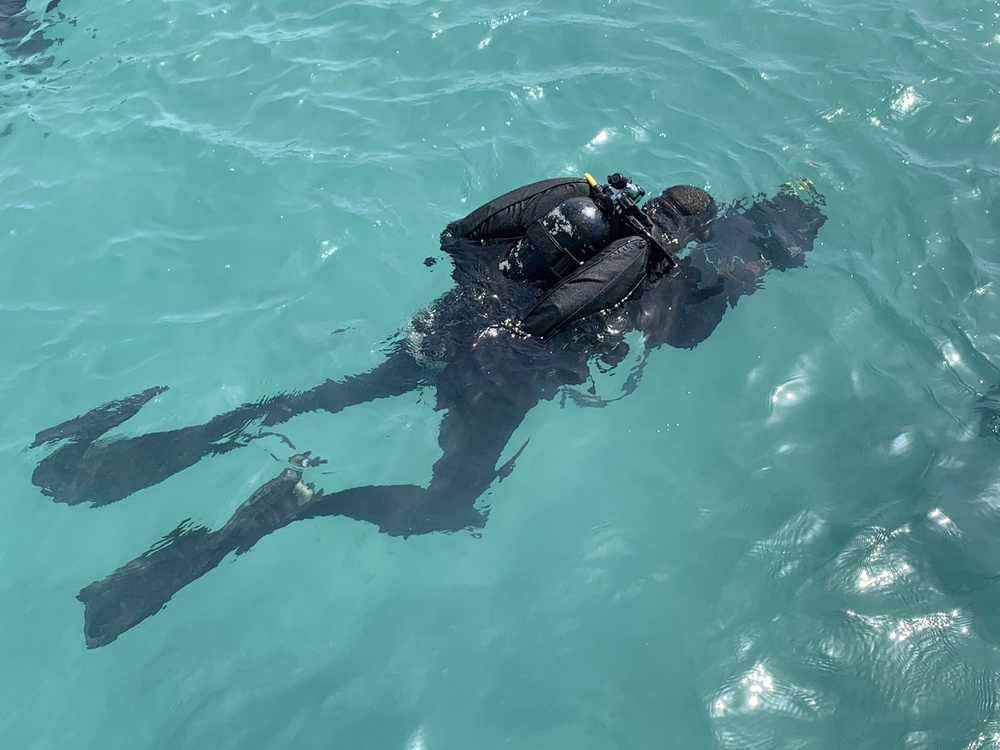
[643,185,716,243]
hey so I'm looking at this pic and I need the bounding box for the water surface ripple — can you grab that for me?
[2,0,1000,748]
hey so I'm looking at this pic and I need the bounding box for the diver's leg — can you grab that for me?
[258,348,423,426]
[77,467,319,648]
[305,361,544,537]
[76,360,549,646]
[303,421,523,538]
[32,348,422,506]
[73,390,529,648]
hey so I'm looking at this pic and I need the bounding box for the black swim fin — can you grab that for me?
[77,519,217,649]
[28,386,168,449]
[77,469,317,648]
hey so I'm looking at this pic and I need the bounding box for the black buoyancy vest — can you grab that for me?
[443,178,591,243]
[520,236,650,338]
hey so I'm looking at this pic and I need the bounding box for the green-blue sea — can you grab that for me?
[3,0,1000,747]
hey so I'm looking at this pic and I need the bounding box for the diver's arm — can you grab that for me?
[76,380,520,646]
[628,185,827,349]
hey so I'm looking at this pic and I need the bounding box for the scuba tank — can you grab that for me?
[502,196,612,284]
[501,173,680,285]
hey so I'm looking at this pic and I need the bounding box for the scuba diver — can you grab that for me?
[28,171,828,647]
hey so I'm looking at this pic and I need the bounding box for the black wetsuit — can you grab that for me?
[29,177,828,647]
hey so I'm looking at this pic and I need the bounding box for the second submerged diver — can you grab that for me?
[29,171,828,647]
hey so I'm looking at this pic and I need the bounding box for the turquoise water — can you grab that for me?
[3,0,1000,747]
